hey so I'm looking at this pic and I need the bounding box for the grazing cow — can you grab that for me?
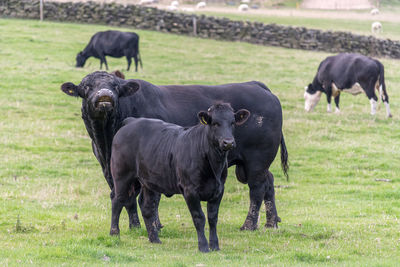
[61,71,288,233]
[110,103,250,252]
[304,53,392,117]
[75,30,143,72]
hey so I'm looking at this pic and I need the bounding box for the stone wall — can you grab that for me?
[1,0,400,59]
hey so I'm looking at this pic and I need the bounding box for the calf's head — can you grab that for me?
[198,103,250,152]
[61,71,139,120]
[304,83,322,112]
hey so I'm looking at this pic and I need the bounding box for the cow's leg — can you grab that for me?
[264,171,281,228]
[153,192,164,231]
[103,56,109,71]
[126,57,132,71]
[378,84,392,118]
[133,54,139,72]
[139,187,161,243]
[125,179,141,229]
[207,190,224,251]
[334,94,341,113]
[184,191,209,252]
[240,168,267,231]
[325,85,333,112]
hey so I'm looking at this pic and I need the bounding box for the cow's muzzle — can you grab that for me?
[95,89,115,110]
[221,138,236,151]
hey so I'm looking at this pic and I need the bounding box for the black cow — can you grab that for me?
[76,30,143,72]
[304,53,392,117]
[61,71,288,232]
[110,103,250,252]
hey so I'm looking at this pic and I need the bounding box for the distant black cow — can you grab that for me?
[76,30,143,72]
[110,103,250,252]
[304,53,392,117]
[61,71,288,233]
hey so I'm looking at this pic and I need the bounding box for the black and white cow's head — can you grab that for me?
[304,83,323,112]
[198,103,250,152]
[61,71,139,120]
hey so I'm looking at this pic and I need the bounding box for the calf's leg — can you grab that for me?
[207,190,224,251]
[125,179,141,229]
[110,193,125,236]
[184,191,209,252]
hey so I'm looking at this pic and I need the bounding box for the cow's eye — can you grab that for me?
[231,122,235,126]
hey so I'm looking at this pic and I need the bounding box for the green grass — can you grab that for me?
[1,17,400,266]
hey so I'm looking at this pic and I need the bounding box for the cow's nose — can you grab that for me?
[222,138,235,151]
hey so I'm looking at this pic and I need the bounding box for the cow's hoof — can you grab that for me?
[209,245,220,251]
[199,246,210,253]
[240,222,258,231]
[149,236,162,244]
[265,216,281,228]
[109,228,120,236]
[388,113,393,118]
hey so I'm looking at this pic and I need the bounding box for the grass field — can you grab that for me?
[1,17,400,266]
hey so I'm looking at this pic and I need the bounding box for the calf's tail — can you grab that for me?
[280,133,289,181]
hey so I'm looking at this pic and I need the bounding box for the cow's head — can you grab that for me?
[75,52,87,68]
[61,71,139,120]
[198,103,250,152]
[304,83,322,112]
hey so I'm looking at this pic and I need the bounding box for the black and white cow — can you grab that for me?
[110,103,250,252]
[304,53,392,117]
[61,71,288,233]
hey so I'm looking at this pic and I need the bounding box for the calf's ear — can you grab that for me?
[198,111,211,125]
[61,82,82,97]
[119,80,140,97]
[235,109,250,125]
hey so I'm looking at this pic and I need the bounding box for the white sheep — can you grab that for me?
[238,4,249,11]
[138,0,155,5]
[196,1,206,9]
[167,5,178,11]
[370,8,379,15]
[241,0,250,3]
[371,21,382,34]
[171,0,179,7]
[182,7,195,12]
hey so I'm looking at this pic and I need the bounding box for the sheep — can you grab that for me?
[171,0,179,7]
[370,8,379,15]
[138,0,155,5]
[196,1,206,9]
[182,7,195,12]
[238,4,249,11]
[241,0,250,3]
[371,21,382,34]
[167,5,178,11]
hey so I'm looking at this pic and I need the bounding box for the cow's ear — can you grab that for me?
[235,109,250,125]
[119,80,140,97]
[198,111,211,125]
[111,70,125,79]
[61,82,82,97]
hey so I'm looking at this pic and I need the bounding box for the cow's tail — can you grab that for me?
[377,60,388,103]
[137,39,143,69]
[280,133,289,181]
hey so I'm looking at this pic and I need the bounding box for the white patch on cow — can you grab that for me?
[256,115,264,127]
[331,83,341,97]
[327,103,332,112]
[384,102,392,118]
[332,82,364,96]
[370,98,377,115]
[335,107,340,114]
[304,91,322,112]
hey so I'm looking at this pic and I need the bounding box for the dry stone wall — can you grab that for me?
[1,0,400,59]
